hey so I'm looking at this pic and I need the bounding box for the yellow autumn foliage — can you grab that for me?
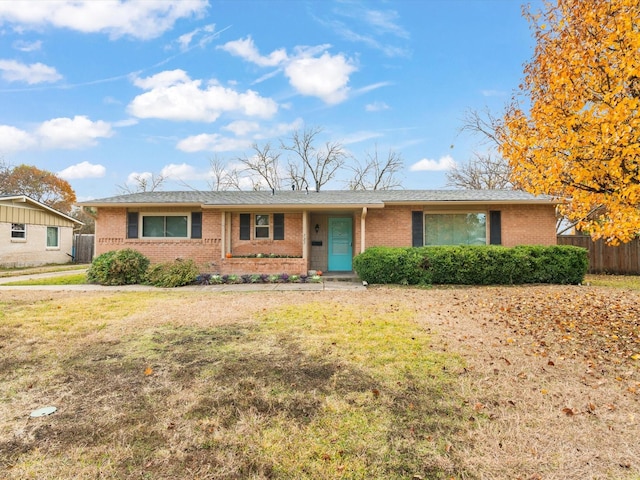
[499,0,640,244]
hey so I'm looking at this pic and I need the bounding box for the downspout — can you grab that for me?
[360,207,367,254]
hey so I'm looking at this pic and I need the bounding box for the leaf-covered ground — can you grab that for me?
[489,286,639,379]
[0,284,638,479]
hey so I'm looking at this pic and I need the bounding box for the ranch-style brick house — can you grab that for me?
[81,189,559,275]
[1,195,83,268]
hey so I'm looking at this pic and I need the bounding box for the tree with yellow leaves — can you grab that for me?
[499,0,640,244]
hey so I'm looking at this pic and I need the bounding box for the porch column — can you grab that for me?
[302,210,309,260]
[220,211,226,258]
[360,207,367,253]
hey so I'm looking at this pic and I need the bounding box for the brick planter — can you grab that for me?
[219,257,307,275]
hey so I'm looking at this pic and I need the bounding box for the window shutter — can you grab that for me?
[411,211,423,247]
[127,212,139,238]
[489,210,502,245]
[191,212,202,239]
[273,213,285,240]
[239,213,251,240]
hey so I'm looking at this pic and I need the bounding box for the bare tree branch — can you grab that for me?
[238,142,282,191]
[445,152,513,190]
[117,173,166,194]
[205,156,243,191]
[282,126,347,192]
[459,108,504,147]
[348,145,404,190]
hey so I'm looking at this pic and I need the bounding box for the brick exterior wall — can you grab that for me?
[363,205,419,249]
[229,212,303,257]
[499,204,557,247]
[94,203,557,274]
[362,204,557,248]
[96,208,307,274]
[219,257,307,275]
[95,207,222,269]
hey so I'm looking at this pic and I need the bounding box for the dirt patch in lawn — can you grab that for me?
[0,286,638,479]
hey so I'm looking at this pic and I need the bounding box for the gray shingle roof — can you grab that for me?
[81,189,557,208]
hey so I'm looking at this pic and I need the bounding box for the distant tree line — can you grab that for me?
[122,126,404,194]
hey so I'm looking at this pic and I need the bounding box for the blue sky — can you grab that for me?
[0,0,541,200]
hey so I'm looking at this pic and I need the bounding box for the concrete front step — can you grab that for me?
[322,272,360,282]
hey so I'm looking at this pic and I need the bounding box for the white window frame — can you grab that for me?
[46,226,60,249]
[254,214,270,239]
[424,211,488,246]
[11,223,26,241]
[140,212,191,239]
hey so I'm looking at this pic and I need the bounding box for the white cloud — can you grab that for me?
[126,171,152,184]
[12,39,42,52]
[0,0,208,40]
[112,118,138,127]
[160,163,207,181]
[409,155,456,172]
[219,36,287,67]
[128,70,278,122]
[0,59,62,84]
[342,130,384,145]
[177,23,216,50]
[285,51,356,104]
[36,115,114,149]
[58,161,106,180]
[132,69,191,89]
[362,8,409,38]
[365,101,390,112]
[177,133,252,153]
[222,120,260,136]
[218,36,357,105]
[0,124,36,152]
[319,5,410,58]
[254,118,304,139]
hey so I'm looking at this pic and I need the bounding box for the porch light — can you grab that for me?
[315,224,320,234]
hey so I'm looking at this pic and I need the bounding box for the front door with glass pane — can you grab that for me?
[328,217,353,271]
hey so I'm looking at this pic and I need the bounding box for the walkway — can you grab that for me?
[0,268,366,292]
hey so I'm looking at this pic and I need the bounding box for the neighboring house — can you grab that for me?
[80,190,559,275]
[1,195,83,268]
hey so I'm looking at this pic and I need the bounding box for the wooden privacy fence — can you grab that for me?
[557,235,640,274]
[73,234,95,264]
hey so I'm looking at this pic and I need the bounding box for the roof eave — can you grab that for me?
[203,202,384,210]
[2,195,84,225]
[385,199,560,206]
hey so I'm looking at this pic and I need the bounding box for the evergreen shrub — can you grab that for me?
[145,259,199,287]
[87,248,150,286]
[353,245,588,285]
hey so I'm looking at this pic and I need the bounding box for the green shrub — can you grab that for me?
[352,247,430,285]
[145,259,199,287]
[87,249,150,286]
[354,245,588,286]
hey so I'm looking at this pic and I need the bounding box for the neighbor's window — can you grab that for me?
[46,226,59,248]
[11,223,26,239]
[424,213,486,245]
[142,215,188,238]
[255,214,270,238]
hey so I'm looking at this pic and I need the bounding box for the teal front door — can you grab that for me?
[328,217,353,271]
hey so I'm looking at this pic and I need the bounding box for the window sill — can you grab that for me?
[11,238,27,243]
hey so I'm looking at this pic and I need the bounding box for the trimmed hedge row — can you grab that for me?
[353,245,588,285]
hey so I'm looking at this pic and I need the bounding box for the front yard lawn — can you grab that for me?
[0,286,638,479]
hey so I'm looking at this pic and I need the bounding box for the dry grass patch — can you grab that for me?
[0,287,638,479]
[0,290,470,479]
